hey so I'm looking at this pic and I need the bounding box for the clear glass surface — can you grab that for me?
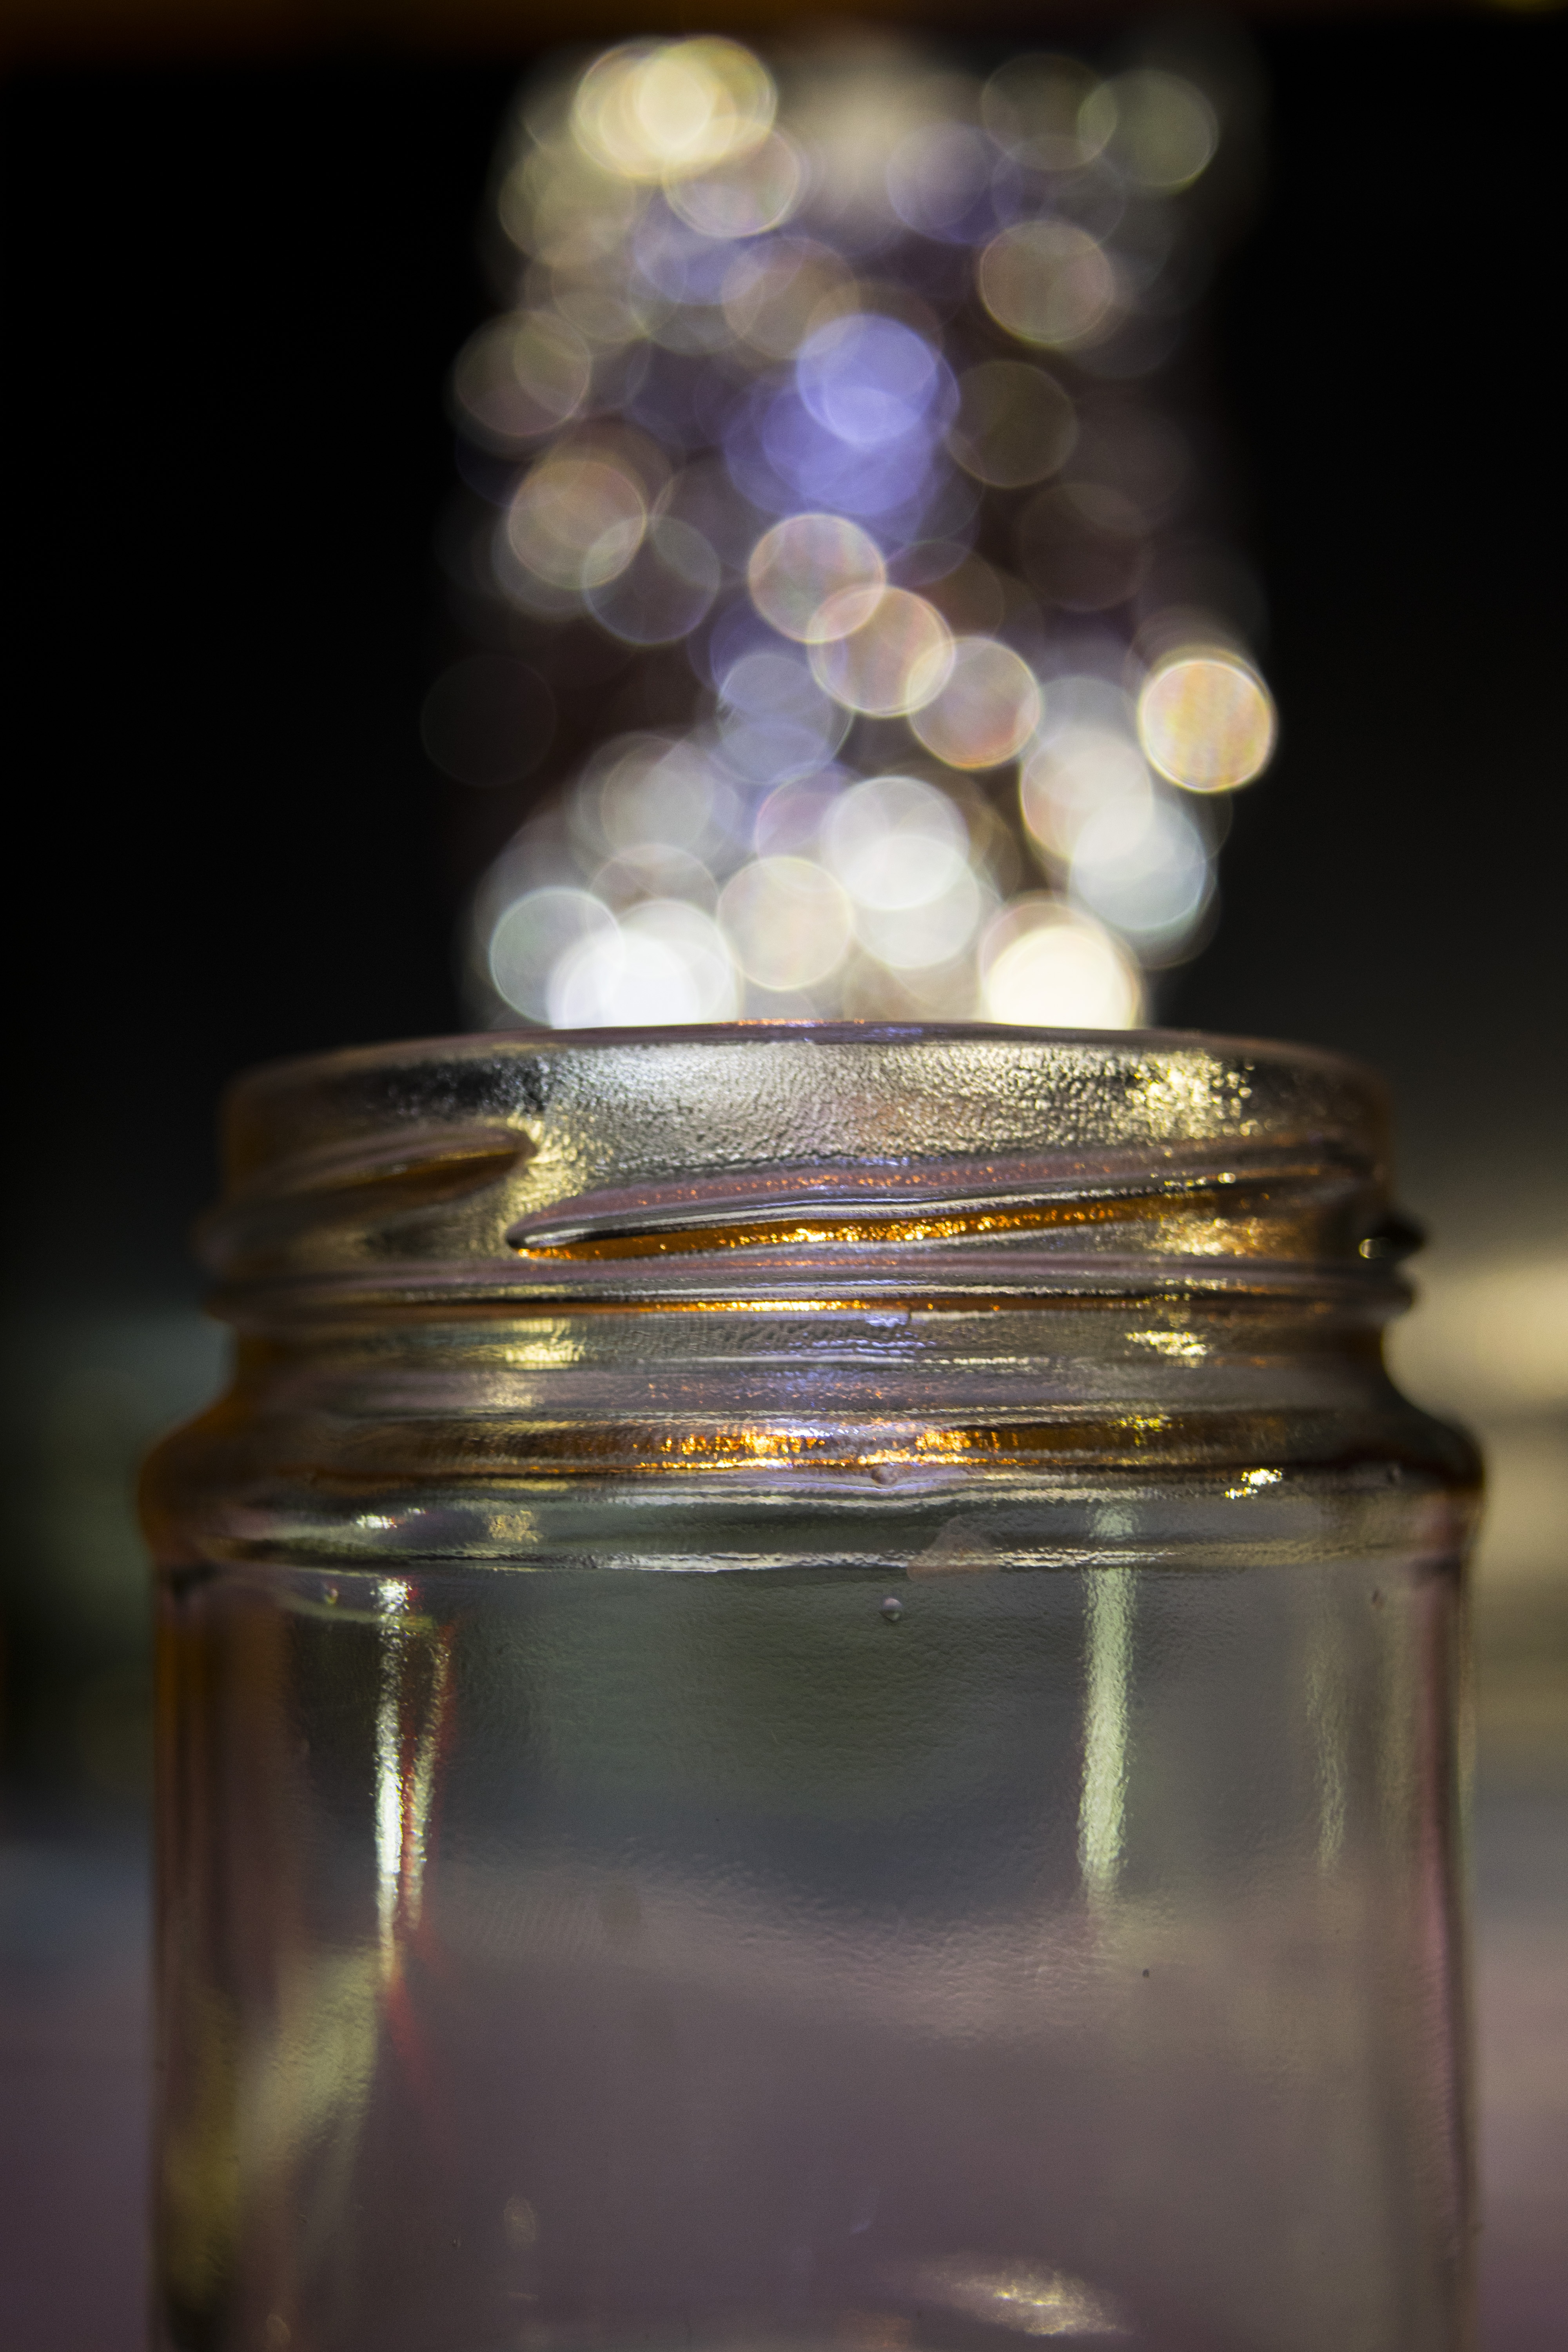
[147,1027,1479,2352]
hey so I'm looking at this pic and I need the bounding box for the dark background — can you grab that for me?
[3,11,1565,1317]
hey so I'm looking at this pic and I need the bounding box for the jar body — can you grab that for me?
[146,1029,1478,2352]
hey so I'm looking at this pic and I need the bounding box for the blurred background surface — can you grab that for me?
[2,6,1564,2347]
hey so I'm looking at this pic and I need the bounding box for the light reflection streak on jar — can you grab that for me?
[903,2253,1130,2339]
[373,1580,454,1974]
[1080,1564,1136,1897]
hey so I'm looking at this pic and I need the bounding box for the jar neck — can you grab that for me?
[207,1135,1412,1333]
[192,1287,1469,1485]
[145,1290,1478,1572]
[201,1131,1425,1477]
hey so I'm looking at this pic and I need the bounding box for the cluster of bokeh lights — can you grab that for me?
[439,36,1277,1032]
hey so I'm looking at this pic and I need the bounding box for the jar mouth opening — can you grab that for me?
[201,1022,1405,1317]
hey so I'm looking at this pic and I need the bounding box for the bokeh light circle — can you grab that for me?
[1080,70,1219,192]
[979,897,1144,1028]
[668,131,804,238]
[982,54,1108,173]
[548,897,739,1025]
[721,237,855,359]
[572,39,777,183]
[1067,795,1212,954]
[490,887,616,1022]
[947,361,1077,489]
[1016,483,1150,612]
[808,588,955,716]
[822,773,969,911]
[718,855,854,989]
[459,34,1261,1034]
[796,312,953,449]
[506,454,647,590]
[911,637,1042,770]
[747,514,886,642]
[855,865,985,971]
[886,122,996,243]
[586,516,720,642]
[1137,652,1276,792]
[978,221,1118,352]
[589,732,722,857]
[451,312,593,453]
[717,648,849,782]
[1019,722,1154,860]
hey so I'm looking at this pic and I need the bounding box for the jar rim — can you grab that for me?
[226,1019,1383,1127]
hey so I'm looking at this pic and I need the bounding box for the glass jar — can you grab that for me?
[145,1024,1479,2352]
